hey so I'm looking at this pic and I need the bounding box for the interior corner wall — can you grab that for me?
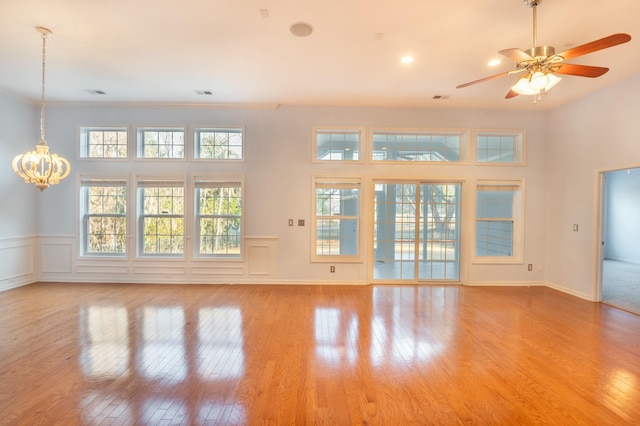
[544,73,640,300]
[0,92,40,290]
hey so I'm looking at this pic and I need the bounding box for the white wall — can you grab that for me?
[0,93,39,236]
[545,73,640,300]
[6,73,640,293]
[29,104,548,285]
[604,169,640,263]
[0,92,40,290]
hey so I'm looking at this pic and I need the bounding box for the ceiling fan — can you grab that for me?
[456,0,631,102]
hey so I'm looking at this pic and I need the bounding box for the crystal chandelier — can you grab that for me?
[12,27,70,191]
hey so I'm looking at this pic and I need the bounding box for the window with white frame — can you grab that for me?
[138,179,185,255]
[313,128,363,162]
[194,127,243,160]
[312,177,361,261]
[474,180,523,263]
[80,127,128,158]
[476,131,524,164]
[371,129,467,162]
[195,178,243,257]
[80,178,127,255]
[138,128,185,159]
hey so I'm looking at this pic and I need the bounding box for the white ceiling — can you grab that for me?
[0,0,638,110]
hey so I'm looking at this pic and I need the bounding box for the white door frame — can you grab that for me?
[594,164,640,302]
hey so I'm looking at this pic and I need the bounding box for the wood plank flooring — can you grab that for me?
[1,283,640,425]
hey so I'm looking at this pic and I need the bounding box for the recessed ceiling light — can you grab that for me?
[488,59,501,67]
[401,55,414,64]
[290,22,313,37]
[85,89,106,95]
[194,90,213,95]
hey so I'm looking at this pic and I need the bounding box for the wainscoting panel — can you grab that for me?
[246,236,278,276]
[133,265,187,276]
[190,265,245,276]
[0,236,37,291]
[76,262,130,275]
[40,236,74,274]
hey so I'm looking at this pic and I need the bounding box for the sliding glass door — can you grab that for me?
[373,181,461,282]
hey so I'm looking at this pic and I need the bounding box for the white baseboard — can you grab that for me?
[37,276,369,286]
[465,280,545,287]
[604,257,640,266]
[543,281,593,301]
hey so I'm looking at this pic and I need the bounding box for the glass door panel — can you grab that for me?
[418,183,460,280]
[373,181,460,282]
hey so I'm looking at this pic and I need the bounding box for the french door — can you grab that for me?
[373,181,461,282]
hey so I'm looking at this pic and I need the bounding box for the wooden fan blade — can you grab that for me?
[499,48,533,63]
[505,89,519,99]
[456,71,511,89]
[556,33,631,61]
[554,63,609,78]
[505,75,523,99]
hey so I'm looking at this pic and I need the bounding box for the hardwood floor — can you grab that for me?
[1,283,639,425]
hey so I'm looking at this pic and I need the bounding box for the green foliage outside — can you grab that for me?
[87,186,127,253]
[143,187,184,254]
[88,130,127,158]
[198,130,242,159]
[199,186,242,255]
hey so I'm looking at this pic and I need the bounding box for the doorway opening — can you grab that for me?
[600,168,640,314]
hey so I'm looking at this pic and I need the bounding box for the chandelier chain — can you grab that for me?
[40,31,47,142]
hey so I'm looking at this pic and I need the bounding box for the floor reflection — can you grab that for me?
[198,307,244,379]
[140,306,186,381]
[79,305,129,378]
[76,286,460,423]
[4,283,639,423]
[314,308,359,365]
[80,391,132,424]
[78,300,248,424]
[370,286,454,367]
[68,284,527,424]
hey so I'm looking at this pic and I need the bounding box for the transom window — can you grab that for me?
[138,128,185,159]
[80,127,128,158]
[312,177,361,261]
[474,179,524,263]
[195,178,243,257]
[138,180,185,255]
[80,179,127,255]
[372,129,467,162]
[476,131,524,164]
[313,128,363,162]
[194,128,243,160]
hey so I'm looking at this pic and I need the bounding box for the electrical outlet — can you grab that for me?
[527,264,533,271]
[298,219,305,226]
[330,266,335,273]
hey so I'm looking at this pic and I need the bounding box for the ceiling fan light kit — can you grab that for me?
[513,72,561,94]
[457,0,631,103]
